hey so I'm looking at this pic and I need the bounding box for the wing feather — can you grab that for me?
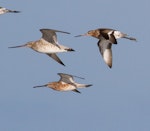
[47,53,65,66]
[40,29,70,47]
[57,73,84,86]
[97,39,112,68]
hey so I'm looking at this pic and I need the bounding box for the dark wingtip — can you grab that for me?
[64,32,71,34]
[107,63,112,68]
[39,28,70,34]
[73,89,81,93]
[109,65,112,68]
[58,61,65,66]
[59,61,65,66]
[61,62,66,66]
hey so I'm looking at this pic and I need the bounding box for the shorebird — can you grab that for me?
[33,73,92,93]
[75,28,136,68]
[0,7,20,15]
[9,29,75,66]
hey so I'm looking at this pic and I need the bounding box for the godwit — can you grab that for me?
[0,7,20,15]
[9,29,75,66]
[33,73,92,93]
[75,28,136,68]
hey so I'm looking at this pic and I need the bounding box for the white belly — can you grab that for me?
[31,39,68,53]
[34,45,67,53]
[64,85,76,91]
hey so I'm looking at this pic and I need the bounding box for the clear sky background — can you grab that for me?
[0,0,150,131]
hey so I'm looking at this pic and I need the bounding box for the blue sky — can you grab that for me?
[0,0,150,131]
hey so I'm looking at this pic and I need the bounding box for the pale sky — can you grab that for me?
[0,0,150,131]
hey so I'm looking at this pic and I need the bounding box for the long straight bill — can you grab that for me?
[8,44,27,48]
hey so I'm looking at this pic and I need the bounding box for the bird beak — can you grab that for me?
[33,84,47,88]
[74,33,89,37]
[8,44,27,48]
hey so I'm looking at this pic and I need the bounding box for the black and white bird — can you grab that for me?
[75,28,136,68]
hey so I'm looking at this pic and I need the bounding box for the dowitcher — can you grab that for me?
[0,7,20,15]
[9,29,75,66]
[75,28,136,68]
[33,73,92,93]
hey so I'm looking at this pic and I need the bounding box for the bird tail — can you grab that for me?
[113,31,136,41]
[58,44,75,51]
[8,10,20,13]
[65,48,75,51]
[76,84,92,88]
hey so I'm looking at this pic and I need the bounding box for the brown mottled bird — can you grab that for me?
[0,7,20,15]
[9,29,75,66]
[75,28,136,68]
[33,73,92,93]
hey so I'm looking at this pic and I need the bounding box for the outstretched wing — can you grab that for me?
[47,53,65,66]
[40,29,70,47]
[97,39,112,68]
[58,73,75,84]
[58,73,84,85]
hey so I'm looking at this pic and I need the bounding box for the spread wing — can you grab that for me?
[40,29,70,47]
[47,53,65,66]
[97,39,112,68]
[58,73,84,86]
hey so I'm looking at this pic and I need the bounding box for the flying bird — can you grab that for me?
[33,73,92,93]
[0,7,20,15]
[75,28,136,68]
[9,29,75,66]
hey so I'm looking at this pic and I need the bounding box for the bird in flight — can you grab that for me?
[75,28,136,68]
[9,29,75,66]
[33,73,92,93]
[0,7,20,15]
